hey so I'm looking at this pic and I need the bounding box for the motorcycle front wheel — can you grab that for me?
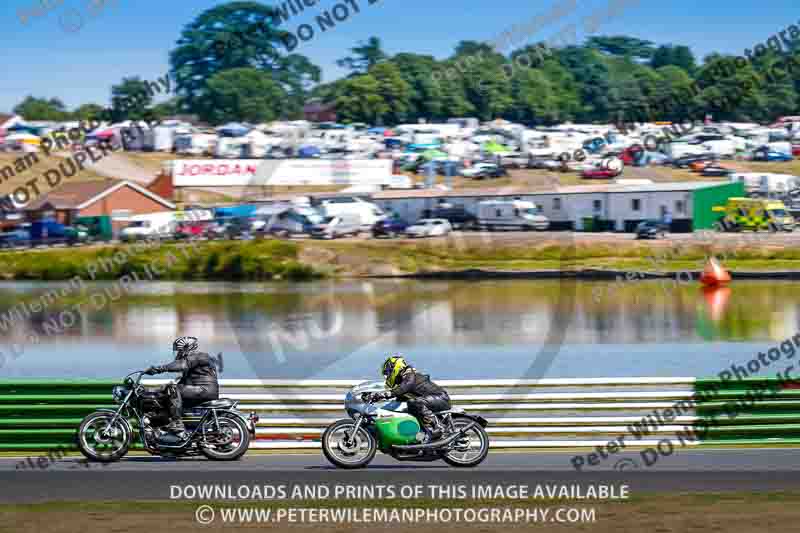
[321,419,377,469]
[442,416,490,468]
[77,412,131,463]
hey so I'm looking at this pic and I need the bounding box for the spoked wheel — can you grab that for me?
[442,417,489,468]
[199,413,250,461]
[77,412,131,463]
[321,419,377,469]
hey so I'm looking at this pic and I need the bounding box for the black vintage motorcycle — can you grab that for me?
[77,370,258,462]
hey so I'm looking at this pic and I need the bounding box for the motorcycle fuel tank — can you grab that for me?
[375,413,420,448]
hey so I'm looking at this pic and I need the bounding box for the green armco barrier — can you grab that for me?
[0,378,799,452]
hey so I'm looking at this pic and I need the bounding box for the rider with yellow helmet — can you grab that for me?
[372,355,451,440]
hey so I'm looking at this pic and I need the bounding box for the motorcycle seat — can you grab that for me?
[435,408,465,415]
[192,398,236,409]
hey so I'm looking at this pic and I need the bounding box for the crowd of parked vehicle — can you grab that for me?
[0,193,559,251]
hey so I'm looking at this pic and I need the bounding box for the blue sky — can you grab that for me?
[0,0,797,112]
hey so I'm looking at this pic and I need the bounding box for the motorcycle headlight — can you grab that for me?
[112,385,129,403]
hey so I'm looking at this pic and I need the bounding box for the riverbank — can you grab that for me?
[2,236,800,281]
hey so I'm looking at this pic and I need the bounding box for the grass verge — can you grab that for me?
[3,236,800,280]
[2,491,800,532]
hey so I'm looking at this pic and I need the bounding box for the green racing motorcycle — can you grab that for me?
[321,380,490,469]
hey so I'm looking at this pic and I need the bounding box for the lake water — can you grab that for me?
[0,279,797,380]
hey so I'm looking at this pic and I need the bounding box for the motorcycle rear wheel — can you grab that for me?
[199,413,250,461]
[442,416,489,468]
[322,419,377,469]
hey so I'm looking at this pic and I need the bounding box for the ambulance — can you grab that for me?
[712,198,794,232]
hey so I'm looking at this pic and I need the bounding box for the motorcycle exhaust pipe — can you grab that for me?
[391,421,478,452]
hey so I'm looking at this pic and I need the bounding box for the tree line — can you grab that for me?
[12,1,800,127]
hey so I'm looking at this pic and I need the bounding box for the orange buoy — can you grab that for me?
[699,257,731,287]
[702,285,731,322]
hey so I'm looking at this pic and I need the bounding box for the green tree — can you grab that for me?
[169,1,319,121]
[337,36,387,75]
[391,53,443,121]
[587,36,655,60]
[651,45,696,73]
[13,96,70,120]
[110,77,153,121]
[334,75,387,124]
[72,103,107,121]
[148,98,182,121]
[369,62,412,124]
[205,68,289,124]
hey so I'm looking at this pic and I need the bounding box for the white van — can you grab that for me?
[120,212,178,241]
[310,214,362,239]
[315,196,386,227]
[477,200,549,231]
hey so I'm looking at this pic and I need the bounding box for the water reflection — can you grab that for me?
[0,280,799,378]
[0,280,799,346]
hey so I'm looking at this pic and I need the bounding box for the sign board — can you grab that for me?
[171,159,394,187]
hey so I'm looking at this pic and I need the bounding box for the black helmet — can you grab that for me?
[173,336,198,360]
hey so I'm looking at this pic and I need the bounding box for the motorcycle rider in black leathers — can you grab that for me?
[144,336,220,437]
[371,355,450,440]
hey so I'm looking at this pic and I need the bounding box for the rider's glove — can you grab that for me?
[370,391,391,402]
[144,366,161,375]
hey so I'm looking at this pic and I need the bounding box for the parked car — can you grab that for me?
[461,162,508,179]
[310,215,362,239]
[752,149,793,162]
[257,206,323,238]
[423,206,478,230]
[582,167,621,179]
[635,220,669,239]
[404,218,452,238]
[29,220,89,246]
[173,220,212,240]
[0,225,31,249]
[204,216,254,240]
[671,153,717,169]
[372,215,409,238]
[527,158,561,170]
[701,165,734,177]
[689,160,714,172]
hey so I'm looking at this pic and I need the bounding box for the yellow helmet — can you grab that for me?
[382,355,408,388]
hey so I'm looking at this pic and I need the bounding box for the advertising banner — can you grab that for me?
[171,159,393,187]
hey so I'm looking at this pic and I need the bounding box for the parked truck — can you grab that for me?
[476,200,550,231]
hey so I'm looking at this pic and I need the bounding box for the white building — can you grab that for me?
[371,181,742,232]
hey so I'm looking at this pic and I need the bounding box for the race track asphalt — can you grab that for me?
[2,448,800,503]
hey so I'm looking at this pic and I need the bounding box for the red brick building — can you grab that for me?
[303,100,337,123]
[26,178,175,232]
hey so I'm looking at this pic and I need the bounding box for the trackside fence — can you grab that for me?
[2,378,800,451]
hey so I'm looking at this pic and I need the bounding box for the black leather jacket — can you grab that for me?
[153,352,219,390]
[389,368,446,400]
